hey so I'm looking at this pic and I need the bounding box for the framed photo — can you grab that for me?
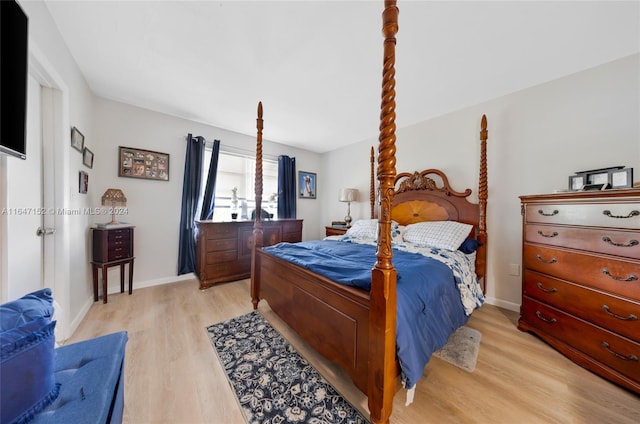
[71,127,84,152]
[569,166,633,191]
[569,175,585,191]
[82,147,94,168]
[78,170,88,194]
[119,146,169,181]
[610,168,633,189]
[298,171,316,199]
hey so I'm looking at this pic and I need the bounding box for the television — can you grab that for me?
[0,0,29,160]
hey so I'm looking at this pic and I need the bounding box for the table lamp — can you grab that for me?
[339,188,358,227]
[101,188,127,225]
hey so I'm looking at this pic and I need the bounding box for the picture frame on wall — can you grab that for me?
[71,127,84,152]
[298,171,316,199]
[118,146,169,181]
[79,170,88,193]
[82,147,94,168]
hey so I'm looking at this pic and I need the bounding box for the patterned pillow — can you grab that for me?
[345,219,404,243]
[345,219,378,240]
[403,221,473,251]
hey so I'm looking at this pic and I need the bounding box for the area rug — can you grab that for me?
[207,311,369,424]
[433,325,482,372]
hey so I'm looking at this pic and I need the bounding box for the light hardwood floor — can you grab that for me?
[65,279,640,424]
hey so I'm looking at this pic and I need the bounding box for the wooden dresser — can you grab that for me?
[195,219,303,289]
[519,189,640,394]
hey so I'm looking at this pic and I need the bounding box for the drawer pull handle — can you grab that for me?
[537,209,559,217]
[602,236,639,248]
[602,209,640,219]
[537,230,558,238]
[536,282,557,293]
[535,254,557,264]
[535,310,557,323]
[601,341,639,362]
[602,268,638,282]
[602,305,638,321]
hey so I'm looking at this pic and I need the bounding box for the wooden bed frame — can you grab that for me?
[250,2,489,423]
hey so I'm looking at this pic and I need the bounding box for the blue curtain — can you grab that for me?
[200,139,220,220]
[177,134,205,275]
[277,155,296,218]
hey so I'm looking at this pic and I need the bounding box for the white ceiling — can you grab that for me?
[44,1,639,153]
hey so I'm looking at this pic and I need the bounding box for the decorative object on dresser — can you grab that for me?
[325,226,348,237]
[339,188,359,227]
[569,166,634,191]
[100,188,127,225]
[519,189,640,394]
[91,226,135,304]
[195,219,302,290]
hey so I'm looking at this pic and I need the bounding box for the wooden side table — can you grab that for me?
[91,226,135,303]
[325,226,348,237]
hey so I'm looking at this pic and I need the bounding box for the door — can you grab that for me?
[5,75,54,299]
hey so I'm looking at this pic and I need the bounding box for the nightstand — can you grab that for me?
[325,226,348,237]
[91,226,135,303]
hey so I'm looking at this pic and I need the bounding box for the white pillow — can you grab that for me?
[345,219,378,240]
[345,219,404,243]
[403,221,472,251]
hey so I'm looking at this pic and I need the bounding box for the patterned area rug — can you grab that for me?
[207,311,369,424]
[433,325,482,372]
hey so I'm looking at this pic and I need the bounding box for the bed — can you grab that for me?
[249,2,489,423]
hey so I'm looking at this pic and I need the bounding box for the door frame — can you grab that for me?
[0,41,72,340]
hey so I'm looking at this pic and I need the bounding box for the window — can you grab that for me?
[200,150,278,221]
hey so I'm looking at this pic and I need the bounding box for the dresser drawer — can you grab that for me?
[203,223,237,240]
[524,270,640,342]
[525,224,640,259]
[108,228,131,243]
[525,203,640,229]
[281,220,303,234]
[205,249,237,264]
[205,237,237,252]
[521,297,640,382]
[523,244,640,301]
[108,243,131,261]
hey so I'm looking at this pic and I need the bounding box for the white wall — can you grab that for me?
[322,54,640,310]
[91,97,322,290]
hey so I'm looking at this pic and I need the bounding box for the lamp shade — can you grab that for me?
[101,188,127,207]
[101,188,127,225]
[339,188,358,203]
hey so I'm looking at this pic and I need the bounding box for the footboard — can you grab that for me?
[252,248,371,393]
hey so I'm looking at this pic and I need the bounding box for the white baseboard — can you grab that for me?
[484,296,520,312]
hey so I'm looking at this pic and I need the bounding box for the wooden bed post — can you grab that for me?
[370,146,375,219]
[251,101,264,309]
[477,114,488,293]
[369,1,398,423]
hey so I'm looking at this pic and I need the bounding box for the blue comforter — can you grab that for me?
[262,239,469,388]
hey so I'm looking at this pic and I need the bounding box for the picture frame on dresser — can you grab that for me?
[569,166,634,191]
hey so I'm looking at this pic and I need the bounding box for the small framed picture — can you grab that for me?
[71,127,84,152]
[298,171,317,199]
[569,175,585,191]
[82,147,94,168]
[610,168,633,189]
[79,170,88,194]
[588,172,609,185]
